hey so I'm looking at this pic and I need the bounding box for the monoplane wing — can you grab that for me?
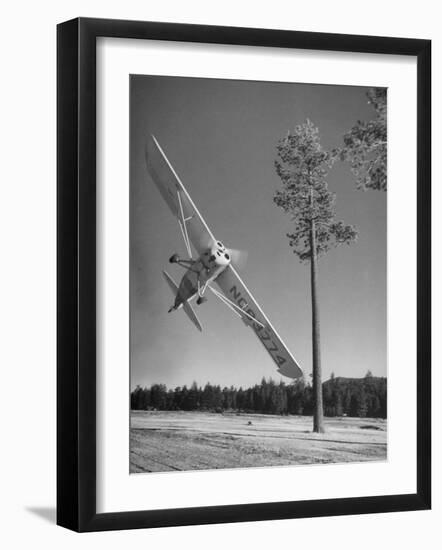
[216,265,303,379]
[146,135,215,258]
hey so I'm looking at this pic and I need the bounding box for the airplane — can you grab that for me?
[145,135,303,380]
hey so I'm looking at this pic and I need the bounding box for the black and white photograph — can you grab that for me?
[129,75,387,473]
[0,0,435,544]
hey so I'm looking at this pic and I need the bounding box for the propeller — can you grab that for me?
[198,236,248,270]
[228,248,248,270]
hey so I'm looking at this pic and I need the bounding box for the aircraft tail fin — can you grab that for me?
[162,271,203,332]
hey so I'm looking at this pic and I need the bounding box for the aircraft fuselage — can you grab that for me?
[173,241,231,309]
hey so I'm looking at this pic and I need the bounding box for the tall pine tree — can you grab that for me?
[274,120,358,432]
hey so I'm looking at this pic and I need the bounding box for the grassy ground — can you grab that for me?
[130,410,387,473]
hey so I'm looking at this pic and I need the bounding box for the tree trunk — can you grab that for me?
[310,217,325,433]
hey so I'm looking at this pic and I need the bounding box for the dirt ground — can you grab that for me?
[130,410,387,473]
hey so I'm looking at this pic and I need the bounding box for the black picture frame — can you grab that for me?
[57,17,431,532]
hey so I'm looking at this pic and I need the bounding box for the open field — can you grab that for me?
[130,410,387,473]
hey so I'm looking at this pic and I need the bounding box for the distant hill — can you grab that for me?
[324,376,386,385]
[322,375,387,418]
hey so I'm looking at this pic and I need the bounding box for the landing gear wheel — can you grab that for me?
[196,296,207,305]
[169,253,179,263]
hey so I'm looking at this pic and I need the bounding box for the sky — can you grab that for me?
[130,75,386,390]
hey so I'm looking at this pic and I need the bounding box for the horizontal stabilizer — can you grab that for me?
[183,301,203,332]
[162,271,202,332]
[162,270,179,294]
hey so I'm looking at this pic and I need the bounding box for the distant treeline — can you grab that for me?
[131,372,386,418]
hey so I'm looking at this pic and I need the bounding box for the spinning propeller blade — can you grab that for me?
[228,248,248,270]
